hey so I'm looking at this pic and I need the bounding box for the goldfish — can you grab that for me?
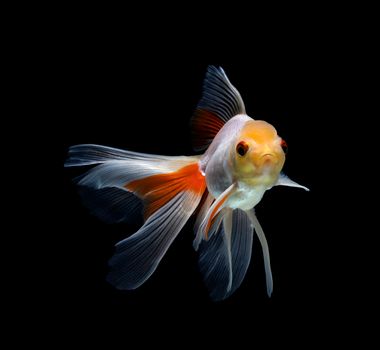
[65,66,309,301]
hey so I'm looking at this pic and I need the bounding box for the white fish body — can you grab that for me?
[65,66,308,301]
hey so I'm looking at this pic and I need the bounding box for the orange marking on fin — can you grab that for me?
[191,109,225,150]
[126,163,206,220]
[204,194,229,239]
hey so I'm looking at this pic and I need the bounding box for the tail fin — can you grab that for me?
[65,144,206,289]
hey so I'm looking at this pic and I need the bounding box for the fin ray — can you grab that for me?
[276,173,310,191]
[108,191,203,289]
[198,208,254,301]
[65,144,203,224]
[247,210,273,297]
[191,66,246,151]
[126,162,206,220]
[196,183,236,241]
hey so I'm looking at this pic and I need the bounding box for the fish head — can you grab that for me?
[232,120,286,186]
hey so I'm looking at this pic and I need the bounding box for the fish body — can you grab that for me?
[65,66,308,300]
[202,116,284,208]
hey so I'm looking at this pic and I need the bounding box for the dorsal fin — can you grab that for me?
[191,66,246,151]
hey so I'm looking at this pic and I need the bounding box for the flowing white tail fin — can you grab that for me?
[65,144,206,289]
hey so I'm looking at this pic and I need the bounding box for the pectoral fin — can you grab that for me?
[196,183,236,241]
[276,173,310,191]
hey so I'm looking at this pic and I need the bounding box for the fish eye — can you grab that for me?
[236,141,249,156]
[281,139,288,154]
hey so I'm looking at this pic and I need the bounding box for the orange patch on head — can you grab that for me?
[240,120,277,144]
[126,163,206,220]
[233,119,285,183]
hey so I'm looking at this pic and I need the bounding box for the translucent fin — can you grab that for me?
[66,143,207,289]
[107,191,203,289]
[65,144,177,167]
[69,159,160,224]
[223,209,233,292]
[247,210,273,297]
[77,186,143,224]
[229,210,255,296]
[191,66,246,151]
[65,144,202,223]
[193,192,214,251]
[196,183,236,241]
[276,173,310,191]
[125,162,206,220]
[198,208,253,301]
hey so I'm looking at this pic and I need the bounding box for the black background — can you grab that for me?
[5,7,373,345]
[47,52,352,343]
[60,66,323,324]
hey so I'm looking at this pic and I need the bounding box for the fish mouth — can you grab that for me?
[260,153,278,167]
[261,153,276,162]
[252,153,279,169]
[261,153,274,159]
